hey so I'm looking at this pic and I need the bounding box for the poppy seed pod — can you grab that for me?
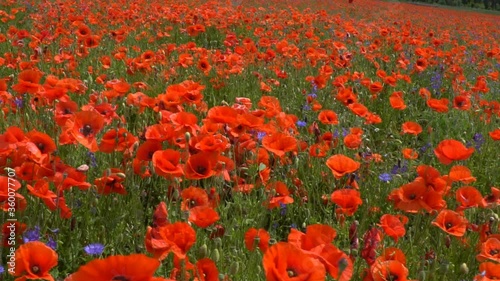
[460,263,469,274]
[229,261,239,275]
[212,248,220,262]
[197,244,208,259]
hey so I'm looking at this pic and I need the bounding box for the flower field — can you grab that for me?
[0,0,499,280]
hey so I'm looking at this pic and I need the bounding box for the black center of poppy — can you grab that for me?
[37,142,45,152]
[387,274,399,281]
[31,265,40,274]
[63,108,72,114]
[408,194,416,200]
[112,276,130,281]
[287,269,297,277]
[81,124,93,137]
[456,101,464,107]
[445,222,453,229]
[188,199,197,208]
[196,166,207,174]
[490,249,499,255]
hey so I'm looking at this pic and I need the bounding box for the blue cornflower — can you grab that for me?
[257,131,266,141]
[279,202,287,216]
[296,120,307,128]
[0,264,4,274]
[419,142,432,153]
[14,97,23,108]
[472,133,485,151]
[87,151,97,167]
[391,160,408,175]
[23,226,40,243]
[379,173,392,182]
[84,243,105,255]
[46,237,57,250]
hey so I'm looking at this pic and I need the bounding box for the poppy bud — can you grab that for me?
[445,235,451,248]
[229,261,239,275]
[77,164,89,172]
[116,173,126,179]
[440,262,450,272]
[218,274,226,281]
[185,132,191,143]
[212,248,220,262]
[460,263,469,274]
[197,244,208,259]
[418,270,427,281]
[213,237,222,248]
[338,257,349,275]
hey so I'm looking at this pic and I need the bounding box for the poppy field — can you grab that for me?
[1,0,500,280]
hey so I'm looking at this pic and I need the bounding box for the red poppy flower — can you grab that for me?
[389,91,406,110]
[388,180,427,213]
[99,127,138,154]
[184,152,218,180]
[27,179,58,210]
[449,165,476,183]
[9,241,58,281]
[258,96,282,118]
[431,209,468,237]
[427,98,449,113]
[12,69,43,94]
[370,260,409,281]
[2,221,26,247]
[152,201,169,227]
[66,254,160,281]
[65,110,105,152]
[262,133,297,158]
[456,186,486,211]
[475,262,500,280]
[402,148,418,160]
[489,129,500,141]
[145,222,196,260]
[207,106,238,125]
[434,139,474,165]
[477,238,500,263]
[379,214,408,242]
[318,110,339,125]
[0,176,27,212]
[263,242,326,281]
[244,228,270,252]
[401,121,422,136]
[266,181,294,209]
[94,168,127,195]
[348,103,368,117]
[152,149,184,178]
[331,189,363,216]
[188,206,220,228]
[288,224,337,251]
[195,258,219,281]
[326,154,360,179]
[26,130,56,156]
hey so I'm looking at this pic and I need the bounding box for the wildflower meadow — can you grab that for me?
[0,0,499,280]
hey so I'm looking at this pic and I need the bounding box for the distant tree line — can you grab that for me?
[406,0,499,10]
